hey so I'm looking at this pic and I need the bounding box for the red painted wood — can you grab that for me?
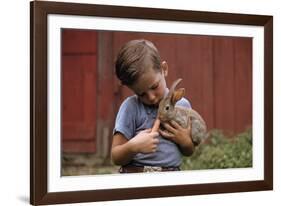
[62,30,97,153]
[62,29,97,53]
[62,55,97,141]
[97,32,116,120]
[63,141,96,153]
[234,38,252,133]
[96,32,117,158]
[198,37,215,130]
[176,35,214,130]
[213,37,236,135]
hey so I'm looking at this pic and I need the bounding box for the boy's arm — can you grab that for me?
[111,132,137,166]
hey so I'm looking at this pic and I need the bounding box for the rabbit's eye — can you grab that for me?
[165,106,170,110]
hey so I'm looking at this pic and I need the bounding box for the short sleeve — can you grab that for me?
[176,97,192,109]
[113,97,137,140]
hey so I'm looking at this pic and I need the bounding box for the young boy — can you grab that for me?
[111,39,195,173]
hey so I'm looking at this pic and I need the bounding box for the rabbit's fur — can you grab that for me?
[158,78,207,145]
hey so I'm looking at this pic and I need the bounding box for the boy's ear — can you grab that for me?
[171,88,185,105]
[161,61,168,77]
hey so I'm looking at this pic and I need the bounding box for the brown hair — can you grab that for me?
[115,39,161,86]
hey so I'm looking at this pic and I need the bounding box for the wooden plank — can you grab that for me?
[63,141,96,153]
[62,55,97,142]
[178,36,214,130]
[96,32,116,158]
[213,37,235,135]
[62,29,97,54]
[234,37,253,133]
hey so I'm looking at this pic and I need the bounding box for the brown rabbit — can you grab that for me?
[157,78,207,145]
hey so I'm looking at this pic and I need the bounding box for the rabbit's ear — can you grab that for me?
[171,88,185,105]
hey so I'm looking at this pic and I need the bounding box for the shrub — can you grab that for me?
[181,128,252,170]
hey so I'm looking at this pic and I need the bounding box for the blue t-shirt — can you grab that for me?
[113,90,191,167]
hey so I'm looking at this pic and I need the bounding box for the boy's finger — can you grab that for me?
[153,138,159,144]
[163,123,176,134]
[188,117,192,129]
[151,119,160,132]
[150,132,159,138]
[159,129,174,139]
[170,120,180,129]
[140,128,151,133]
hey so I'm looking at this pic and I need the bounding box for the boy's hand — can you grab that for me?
[129,129,159,154]
[159,120,193,147]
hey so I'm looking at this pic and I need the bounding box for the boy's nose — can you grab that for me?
[147,91,156,103]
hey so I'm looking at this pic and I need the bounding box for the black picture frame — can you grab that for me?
[30,1,273,205]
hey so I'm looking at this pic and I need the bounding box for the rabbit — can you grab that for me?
[157,78,207,146]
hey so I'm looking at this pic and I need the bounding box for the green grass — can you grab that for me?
[181,128,252,170]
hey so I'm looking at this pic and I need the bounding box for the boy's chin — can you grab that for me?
[150,101,160,107]
[143,101,159,107]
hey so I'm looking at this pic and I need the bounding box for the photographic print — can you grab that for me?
[61,29,253,176]
[30,1,273,205]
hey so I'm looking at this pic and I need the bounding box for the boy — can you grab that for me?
[111,39,194,173]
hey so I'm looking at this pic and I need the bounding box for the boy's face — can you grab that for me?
[129,63,168,107]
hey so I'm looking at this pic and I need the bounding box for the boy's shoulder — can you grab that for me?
[121,95,191,108]
[121,95,139,107]
[176,97,192,108]
[118,95,142,113]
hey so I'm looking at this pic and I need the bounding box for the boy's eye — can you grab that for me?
[151,83,159,90]
[137,82,159,97]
